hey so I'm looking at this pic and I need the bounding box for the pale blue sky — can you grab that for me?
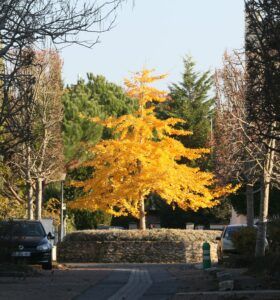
[61,0,245,89]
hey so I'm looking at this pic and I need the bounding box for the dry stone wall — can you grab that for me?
[186,242,218,263]
[58,229,219,264]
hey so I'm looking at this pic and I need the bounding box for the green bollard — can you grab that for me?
[202,242,211,269]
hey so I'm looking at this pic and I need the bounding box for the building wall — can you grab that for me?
[230,207,247,225]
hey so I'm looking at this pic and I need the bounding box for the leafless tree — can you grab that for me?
[0,0,125,152]
[0,0,124,57]
[215,51,280,256]
[245,0,280,256]
[215,51,263,227]
[0,0,125,217]
[245,0,280,150]
[7,51,64,220]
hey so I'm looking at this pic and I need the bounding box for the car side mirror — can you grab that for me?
[47,232,55,240]
[216,236,221,241]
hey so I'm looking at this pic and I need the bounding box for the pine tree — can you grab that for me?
[62,74,136,161]
[156,57,228,226]
[158,56,214,149]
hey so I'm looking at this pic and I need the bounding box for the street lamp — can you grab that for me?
[60,173,67,242]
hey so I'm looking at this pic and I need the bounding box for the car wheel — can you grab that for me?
[42,261,52,270]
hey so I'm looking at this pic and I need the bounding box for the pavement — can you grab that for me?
[0,263,280,300]
[0,265,110,300]
[0,263,186,300]
[71,263,182,300]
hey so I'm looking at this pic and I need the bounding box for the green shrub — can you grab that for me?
[72,209,112,230]
[249,254,280,288]
[268,218,280,253]
[231,227,257,256]
[63,228,219,243]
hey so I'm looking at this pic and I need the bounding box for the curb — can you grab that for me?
[174,290,280,300]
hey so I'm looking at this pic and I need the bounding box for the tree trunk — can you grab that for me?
[255,177,269,257]
[255,138,275,257]
[246,183,254,227]
[139,198,146,230]
[35,178,43,220]
[27,183,34,220]
[25,145,34,219]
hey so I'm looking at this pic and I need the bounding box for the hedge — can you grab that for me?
[63,229,220,243]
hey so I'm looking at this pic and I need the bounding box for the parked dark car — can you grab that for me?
[0,220,54,270]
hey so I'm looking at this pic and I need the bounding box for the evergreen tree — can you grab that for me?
[158,56,214,150]
[62,74,137,161]
[156,56,230,225]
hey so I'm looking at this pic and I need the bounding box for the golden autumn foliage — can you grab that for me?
[69,69,237,221]
[0,198,25,220]
[42,198,61,226]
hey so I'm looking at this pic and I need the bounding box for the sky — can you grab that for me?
[61,0,245,89]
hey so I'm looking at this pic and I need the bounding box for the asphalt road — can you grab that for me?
[2,263,279,300]
[72,263,181,300]
[0,263,188,300]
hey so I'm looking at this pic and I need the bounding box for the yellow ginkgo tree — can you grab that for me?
[70,69,236,230]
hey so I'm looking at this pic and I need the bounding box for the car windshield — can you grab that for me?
[223,226,244,240]
[0,221,46,237]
